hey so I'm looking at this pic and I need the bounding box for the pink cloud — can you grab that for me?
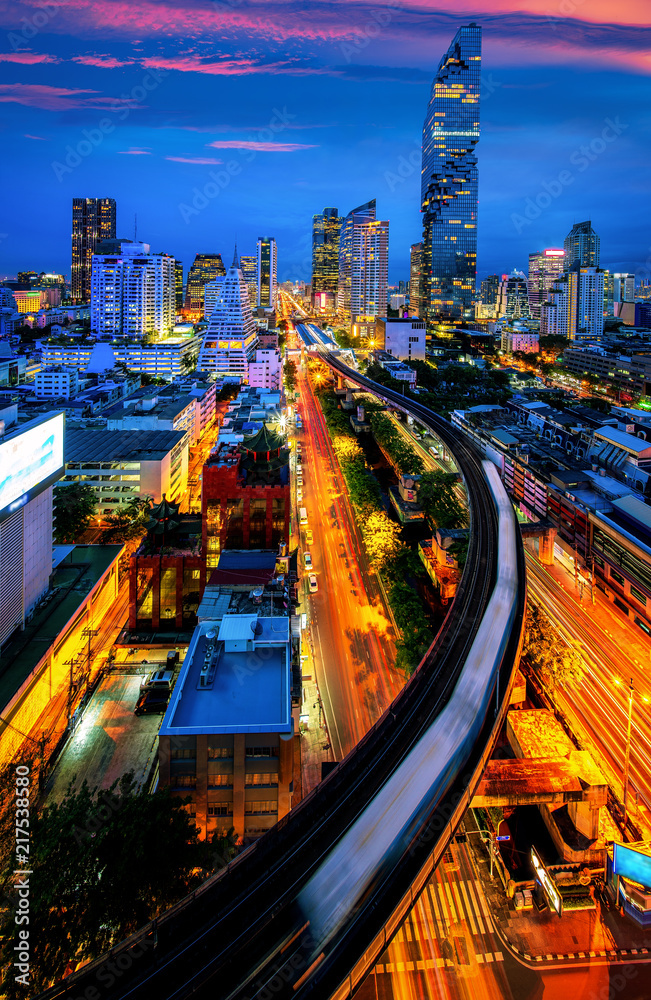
[72,55,134,68]
[141,55,330,77]
[24,133,47,140]
[165,156,224,164]
[0,52,58,64]
[0,84,109,110]
[117,147,152,155]
[207,140,318,152]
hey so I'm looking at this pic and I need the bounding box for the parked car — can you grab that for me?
[296,476,303,488]
[140,669,174,693]
[134,690,169,716]
[308,573,318,593]
[303,552,313,570]
[297,488,303,503]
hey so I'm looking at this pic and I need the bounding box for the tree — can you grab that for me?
[522,603,585,690]
[332,437,363,465]
[0,774,236,994]
[361,510,402,569]
[53,483,97,542]
[418,470,467,529]
[103,502,150,542]
[284,358,297,393]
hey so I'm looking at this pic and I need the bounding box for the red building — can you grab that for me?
[202,425,290,587]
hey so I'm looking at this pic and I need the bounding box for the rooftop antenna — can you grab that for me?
[232,239,239,268]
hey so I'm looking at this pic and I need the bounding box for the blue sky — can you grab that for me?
[0,0,650,284]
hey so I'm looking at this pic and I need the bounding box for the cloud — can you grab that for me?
[117,147,152,154]
[0,84,112,110]
[207,140,318,151]
[0,52,59,64]
[24,133,47,140]
[72,54,134,68]
[165,155,224,164]
[141,55,333,76]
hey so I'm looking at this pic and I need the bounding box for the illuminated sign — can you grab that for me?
[0,412,64,523]
[613,842,651,890]
[531,847,562,916]
[544,249,565,257]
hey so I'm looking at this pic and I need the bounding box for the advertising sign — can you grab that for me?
[531,847,562,916]
[613,842,651,891]
[0,412,64,523]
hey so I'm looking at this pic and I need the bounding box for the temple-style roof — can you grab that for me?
[241,423,285,455]
[147,496,181,536]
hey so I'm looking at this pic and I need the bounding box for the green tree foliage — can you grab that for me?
[369,412,424,476]
[388,580,435,676]
[284,358,297,393]
[53,483,97,542]
[103,498,151,542]
[0,773,236,994]
[332,327,356,349]
[522,603,585,690]
[361,510,402,569]
[418,470,467,529]
[315,386,355,437]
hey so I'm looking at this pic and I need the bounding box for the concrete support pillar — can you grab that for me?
[539,528,556,566]
[278,733,293,821]
[337,375,344,390]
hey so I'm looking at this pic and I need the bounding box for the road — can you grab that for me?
[296,361,403,763]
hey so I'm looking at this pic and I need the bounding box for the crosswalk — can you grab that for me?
[375,874,505,974]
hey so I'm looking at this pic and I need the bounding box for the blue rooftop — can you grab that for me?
[159,618,291,736]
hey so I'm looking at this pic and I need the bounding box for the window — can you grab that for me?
[245,773,278,786]
[245,801,277,815]
[613,596,629,616]
[208,747,232,759]
[208,805,233,817]
[171,748,195,760]
[630,586,647,607]
[171,775,196,788]
[208,774,233,787]
[246,746,279,758]
[610,568,625,587]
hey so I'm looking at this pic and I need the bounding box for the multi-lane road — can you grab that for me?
[295,359,403,762]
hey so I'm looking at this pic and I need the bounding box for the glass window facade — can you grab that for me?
[421,24,481,322]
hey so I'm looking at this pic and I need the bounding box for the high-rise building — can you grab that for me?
[198,251,259,377]
[337,199,389,325]
[480,274,499,306]
[409,242,422,317]
[90,242,175,339]
[312,208,342,299]
[71,197,116,303]
[527,249,566,319]
[613,273,635,303]
[185,254,226,314]
[257,237,277,310]
[421,24,481,322]
[239,255,257,307]
[496,271,530,321]
[564,220,600,269]
[174,260,184,312]
[541,265,605,343]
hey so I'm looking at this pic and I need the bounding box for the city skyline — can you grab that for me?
[0,2,649,284]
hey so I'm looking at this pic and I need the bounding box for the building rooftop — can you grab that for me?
[594,426,651,456]
[65,428,186,462]
[159,618,291,736]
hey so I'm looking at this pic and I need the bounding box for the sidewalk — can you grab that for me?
[298,630,332,797]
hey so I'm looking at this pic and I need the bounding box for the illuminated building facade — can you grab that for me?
[174,259,184,311]
[312,208,342,299]
[185,254,226,314]
[90,242,176,338]
[257,237,277,310]
[564,220,600,269]
[409,242,422,317]
[198,256,258,377]
[71,197,116,303]
[421,24,481,322]
[337,199,389,325]
[528,248,566,320]
[541,265,605,343]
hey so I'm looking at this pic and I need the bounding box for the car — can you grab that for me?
[305,529,314,545]
[308,573,318,593]
[297,461,302,473]
[296,476,303,488]
[303,552,313,570]
[134,690,169,716]
[296,489,303,502]
[140,669,174,693]
[296,442,302,454]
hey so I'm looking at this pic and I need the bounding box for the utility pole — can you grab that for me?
[623,677,634,831]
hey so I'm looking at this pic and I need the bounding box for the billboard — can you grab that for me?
[613,842,651,890]
[531,847,562,916]
[0,412,64,523]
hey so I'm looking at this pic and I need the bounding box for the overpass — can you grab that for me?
[38,352,526,1000]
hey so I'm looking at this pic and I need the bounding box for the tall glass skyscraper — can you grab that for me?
[564,220,600,269]
[337,199,388,325]
[421,24,481,322]
[71,197,116,303]
[312,208,343,299]
[185,253,226,314]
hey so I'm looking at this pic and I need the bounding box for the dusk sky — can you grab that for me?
[0,0,649,285]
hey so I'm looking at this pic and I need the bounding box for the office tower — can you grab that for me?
[257,237,277,310]
[564,220,600,269]
[312,208,343,299]
[204,277,225,320]
[337,199,389,325]
[421,24,481,323]
[613,273,635,303]
[527,249,565,320]
[603,270,614,318]
[541,265,604,343]
[185,253,226,314]
[239,254,257,307]
[198,252,258,376]
[410,242,422,317]
[174,260,184,312]
[496,271,530,321]
[479,274,499,306]
[71,198,116,303]
[90,242,175,338]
